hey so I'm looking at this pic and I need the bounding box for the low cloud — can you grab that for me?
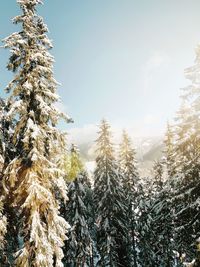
[67,117,163,148]
[68,124,98,145]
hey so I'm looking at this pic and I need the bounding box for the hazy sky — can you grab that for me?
[0,0,200,137]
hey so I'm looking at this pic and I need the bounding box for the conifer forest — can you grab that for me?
[0,0,200,267]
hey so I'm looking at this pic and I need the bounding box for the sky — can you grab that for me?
[0,0,200,139]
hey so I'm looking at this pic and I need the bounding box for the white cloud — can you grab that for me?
[68,124,98,145]
[67,116,163,148]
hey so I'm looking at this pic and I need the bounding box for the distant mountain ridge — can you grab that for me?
[75,135,164,176]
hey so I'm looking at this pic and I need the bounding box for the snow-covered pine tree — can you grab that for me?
[137,161,174,267]
[67,144,84,182]
[63,145,93,266]
[119,130,139,267]
[171,44,200,264]
[137,162,163,267]
[178,44,200,179]
[81,171,96,267]
[182,43,200,150]
[93,120,130,267]
[172,175,200,264]
[2,0,71,266]
[174,101,197,179]
[136,183,155,267]
[0,98,20,266]
[152,160,164,192]
[0,98,17,168]
[163,122,176,178]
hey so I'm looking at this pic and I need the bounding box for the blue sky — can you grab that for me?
[0,0,200,137]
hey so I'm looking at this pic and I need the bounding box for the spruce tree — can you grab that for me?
[174,101,197,178]
[152,160,164,192]
[172,44,200,264]
[119,130,139,267]
[63,145,93,267]
[2,0,71,266]
[163,122,176,178]
[0,98,20,266]
[93,120,130,267]
[137,162,174,267]
[173,178,200,264]
[137,184,155,267]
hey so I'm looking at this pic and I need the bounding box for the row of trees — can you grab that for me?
[60,43,200,266]
[58,96,200,267]
[137,42,200,266]
[58,123,139,266]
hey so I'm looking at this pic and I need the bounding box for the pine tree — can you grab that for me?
[93,120,130,267]
[174,101,198,179]
[2,1,71,266]
[0,98,21,266]
[137,183,155,267]
[67,145,83,182]
[152,160,164,192]
[119,130,139,267]
[137,163,162,267]
[63,146,93,267]
[81,171,96,267]
[171,44,200,264]
[172,178,200,264]
[137,161,174,267]
[163,122,176,178]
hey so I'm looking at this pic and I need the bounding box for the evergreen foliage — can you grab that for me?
[137,164,174,267]
[172,44,200,264]
[1,0,71,266]
[94,120,130,267]
[63,146,93,267]
[119,130,139,266]
[163,122,176,178]
[152,160,164,192]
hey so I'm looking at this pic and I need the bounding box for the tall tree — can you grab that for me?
[0,98,20,266]
[174,101,197,179]
[63,145,93,267]
[93,120,130,267]
[2,0,71,266]
[171,44,200,264]
[152,160,164,192]
[163,122,176,178]
[137,183,156,267]
[119,130,139,266]
[137,161,174,267]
